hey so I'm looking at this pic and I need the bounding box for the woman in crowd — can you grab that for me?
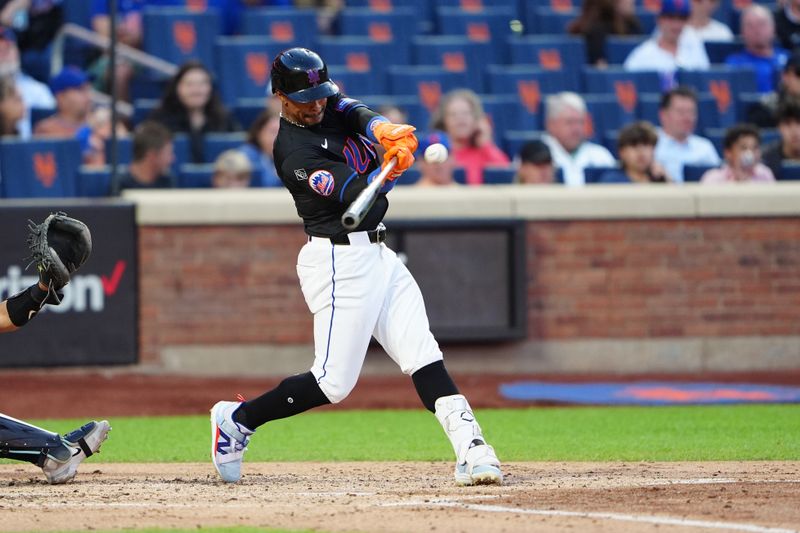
[150,60,240,163]
[429,89,509,185]
[237,108,281,187]
[568,0,642,66]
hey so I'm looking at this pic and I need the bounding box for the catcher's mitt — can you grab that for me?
[27,212,92,304]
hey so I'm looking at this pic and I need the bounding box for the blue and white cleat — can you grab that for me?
[210,399,253,483]
[43,420,111,484]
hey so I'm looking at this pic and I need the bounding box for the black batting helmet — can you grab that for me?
[271,48,339,103]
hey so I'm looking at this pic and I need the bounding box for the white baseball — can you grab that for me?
[423,143,449,163]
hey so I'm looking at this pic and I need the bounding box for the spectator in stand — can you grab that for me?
[774,0,800,51]
[376,104,408,125]
[89,0,145,103]
[541,92,615,187]
[515,139,556,184]
[34,66,91,138]
[568,0,642,67]
[414,131,458,187]
[212,149,253,188]
[116,120,175,193]
[2,0,64,82]
[746,50,800,127]
[762,98,800,180]
[726,5,788,95]
[599,121,673,183]
[236,108,281,187]
[429,89,509,185]
[76,105,129,167]
[0,24,52,138]
[700,123,775,184]
[688,0,734,42]
[624,0,710,89]
[0,73,22,136]
[654,86,720,182]
[150,60,240,164]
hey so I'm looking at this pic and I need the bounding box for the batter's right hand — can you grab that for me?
[383,145,415,180]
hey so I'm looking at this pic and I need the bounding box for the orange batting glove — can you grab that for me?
[372,122,419,154]
[383,145,415,180]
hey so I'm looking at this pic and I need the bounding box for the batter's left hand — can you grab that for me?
[372,122,419,154]
[383,145,415,180]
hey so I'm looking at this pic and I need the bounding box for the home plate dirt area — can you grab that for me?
[1,462,798,533]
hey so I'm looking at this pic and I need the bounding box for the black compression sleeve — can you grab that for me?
[234,372,331,430]
[412,360,460,413]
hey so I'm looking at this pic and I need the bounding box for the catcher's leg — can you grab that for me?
[0,414,110,484]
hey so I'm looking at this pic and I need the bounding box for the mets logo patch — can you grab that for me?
[308,170,335,196]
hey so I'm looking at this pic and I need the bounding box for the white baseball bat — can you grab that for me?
[341,157,397,230]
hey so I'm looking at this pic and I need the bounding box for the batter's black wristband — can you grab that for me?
[412,360,460,413]
[5,284,47,327]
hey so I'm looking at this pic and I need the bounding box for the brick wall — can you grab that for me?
[139,217,800,364]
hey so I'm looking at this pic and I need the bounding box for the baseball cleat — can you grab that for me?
[210,400,253,483]
[454,439,503,487]
[42,420,111,484]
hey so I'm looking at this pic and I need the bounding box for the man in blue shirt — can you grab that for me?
[726,4,789,94]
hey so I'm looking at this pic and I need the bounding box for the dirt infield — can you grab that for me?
[1,462,799,533]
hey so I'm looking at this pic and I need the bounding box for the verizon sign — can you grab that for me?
[0,203,137,367]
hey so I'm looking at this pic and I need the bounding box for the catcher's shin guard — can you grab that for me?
[0,414,71,466]
[434,394,503,486]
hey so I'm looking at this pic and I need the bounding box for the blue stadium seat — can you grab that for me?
[77,165,113,197]
[30,107,55,129]
[178,163,215,188]
[605,36,647,65]
[525,7,578,35]
[584,94,637,145]
[486,65,579,99]
[508,35,586,69]
[434,7,516,62]
[204,132,248,163]
[635,9,657,34]
[105,135,190,174]
[337,8,420,45]
[705,39,745,64]
[233,99,267,131]
[582,67,662,95]
[317,36,410,77]
[702,128,726,154]
[436,0,518,13]
[63,0,92,28]
[142,8,220,72]
[330,68,389,99]
[584,166,618,184]
[411,36,494,93]
[386,66,472,105]
[683,164,715,183]
[482,166,516,184]
[503,130,544,161]
[0,139,82,198]
[397,167,421,185]
[360,95,430,130]
[678,67,758,127]
[215,37,286,105]
[239,8,318,49]
[779,162,800,181]
[132,99,159,126]
[481,95,537,143]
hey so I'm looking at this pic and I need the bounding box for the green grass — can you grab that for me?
[22,404,800,463]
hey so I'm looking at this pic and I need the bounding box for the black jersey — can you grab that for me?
[273,94,388,238]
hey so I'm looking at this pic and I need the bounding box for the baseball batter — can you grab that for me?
[211,48,502,486]
[0,214,110,484]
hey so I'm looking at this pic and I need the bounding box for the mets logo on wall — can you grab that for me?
[308,170,335,196]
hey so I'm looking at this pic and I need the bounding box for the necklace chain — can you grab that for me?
[280,112,306,128]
